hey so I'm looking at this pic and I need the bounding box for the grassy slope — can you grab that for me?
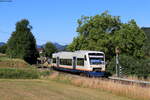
[0,54,29,68]
[0,79,134,100]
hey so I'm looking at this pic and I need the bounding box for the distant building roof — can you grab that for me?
[37,48,44,53]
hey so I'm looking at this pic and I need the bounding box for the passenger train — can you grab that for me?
[52,50,107,77]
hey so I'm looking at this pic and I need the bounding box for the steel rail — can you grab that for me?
[109,77,150,86]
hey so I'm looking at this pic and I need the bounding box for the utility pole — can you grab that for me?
[115,47,120,77]
[116,53,119,77]
[119,65,122,77]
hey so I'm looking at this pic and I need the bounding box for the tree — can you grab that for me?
[142,27,150,57]
[67,12,121,60]
[67,11,148,77]
[0,44,7,54]
[44,42,57,58]
[67,11,146,60]
[7,19,38,64]
[113,20,146,58]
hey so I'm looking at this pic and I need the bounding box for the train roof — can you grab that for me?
[52,50,104,59]
[74,50,104,54]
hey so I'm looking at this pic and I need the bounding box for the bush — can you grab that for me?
[107,54,150,79]
[135,59,150,79]
[107,54,137,75]
[0,68,40,79]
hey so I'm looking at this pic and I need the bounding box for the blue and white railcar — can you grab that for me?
[52,50,106,77]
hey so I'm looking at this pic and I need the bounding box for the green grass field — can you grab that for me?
[0,79,135,100]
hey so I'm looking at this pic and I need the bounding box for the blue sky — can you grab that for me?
[0,0,150,45]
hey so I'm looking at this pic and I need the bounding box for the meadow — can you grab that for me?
[0,54,149,100]
[49,72,150,100]
[0,79,135,100]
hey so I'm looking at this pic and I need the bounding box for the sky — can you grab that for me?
[0,0,150,45]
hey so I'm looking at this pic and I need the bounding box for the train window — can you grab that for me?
[53,58,56,63]
[89,58,104,65]
[77,58,84,66]
[84,55,87,61]
[60,59,72,66]
[88,53,104,56]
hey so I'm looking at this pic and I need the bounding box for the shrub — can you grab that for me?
[136,59,150,79]
[40,70,51,77]
[0,68,40,79]
[107,54,150,78]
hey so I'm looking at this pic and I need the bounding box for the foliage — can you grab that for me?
[0,68,40,79]
[107,55,150,79]
[67,12,147,60]
[44,42,57,58]
[7,19,39,64]
[135,59,150,79]
[113,20,146,58]
[142,27,150,57]
[107,55,137,75]
[67,12,148,77]
[0,44,7,54]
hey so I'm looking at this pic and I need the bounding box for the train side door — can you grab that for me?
[56,57,59,67]
[73,57,76,69]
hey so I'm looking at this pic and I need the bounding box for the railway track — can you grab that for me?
[108,77,150,87]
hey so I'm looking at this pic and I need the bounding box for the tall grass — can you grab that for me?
[0,68,40,79]
[0,68,52,79]
[49,72,150,100]
[71,77,150,100]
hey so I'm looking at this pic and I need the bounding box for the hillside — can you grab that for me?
[0,79,134,100]
[37,43,67,51]
[53,43,67,51]
[0,54,29,68]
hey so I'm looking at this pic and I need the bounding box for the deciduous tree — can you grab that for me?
[67,12,146,60]
[44,42,57,58]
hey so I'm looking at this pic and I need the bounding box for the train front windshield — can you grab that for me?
[89,58,104,65]
[88,53,105,65]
